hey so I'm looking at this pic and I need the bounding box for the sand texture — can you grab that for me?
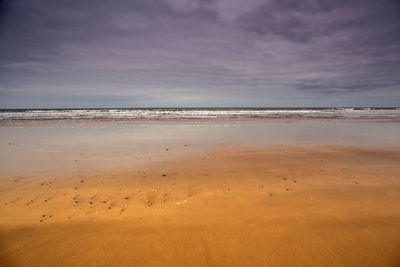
[1,145,400,266]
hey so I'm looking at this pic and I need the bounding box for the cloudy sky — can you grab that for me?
[0,0,399,108]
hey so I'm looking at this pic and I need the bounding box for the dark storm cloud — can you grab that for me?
[0,0,399,107]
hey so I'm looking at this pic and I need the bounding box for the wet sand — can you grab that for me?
[1,145,400,266]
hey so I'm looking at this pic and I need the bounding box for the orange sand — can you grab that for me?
[1,145,400,266]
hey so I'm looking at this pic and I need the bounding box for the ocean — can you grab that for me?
[1,107,399,121]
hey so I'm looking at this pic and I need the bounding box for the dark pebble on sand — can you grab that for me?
[162,174,167,177]
[286,188,289,191]
[89,202,93,204]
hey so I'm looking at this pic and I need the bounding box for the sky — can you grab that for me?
[0,0,400,108]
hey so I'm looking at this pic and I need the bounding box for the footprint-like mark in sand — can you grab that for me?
[118,196,131,214]
[39,180,54,187]
[26,199,34,206]
[72,195,81,206]
[39,214,47,223]
[10,197,21,204]
[145,200,153,207]
[43,194,57,203]
[13,177,24,183]
[67,213,76,219]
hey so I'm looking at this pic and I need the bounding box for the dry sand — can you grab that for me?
[1,145,400,266]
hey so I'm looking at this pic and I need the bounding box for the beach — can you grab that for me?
[1,116,400,266]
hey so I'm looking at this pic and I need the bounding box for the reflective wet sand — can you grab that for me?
[1,120,400,266]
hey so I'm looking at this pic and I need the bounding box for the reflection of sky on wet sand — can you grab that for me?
[1,120,400,173]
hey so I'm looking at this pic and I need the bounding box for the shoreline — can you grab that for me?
[1,116,400,126]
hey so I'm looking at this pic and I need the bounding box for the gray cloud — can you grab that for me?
[0,0,399,107]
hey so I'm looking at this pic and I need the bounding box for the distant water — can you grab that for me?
[0,108,399,121]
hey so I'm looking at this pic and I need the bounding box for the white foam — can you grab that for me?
[0,108,399,121]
